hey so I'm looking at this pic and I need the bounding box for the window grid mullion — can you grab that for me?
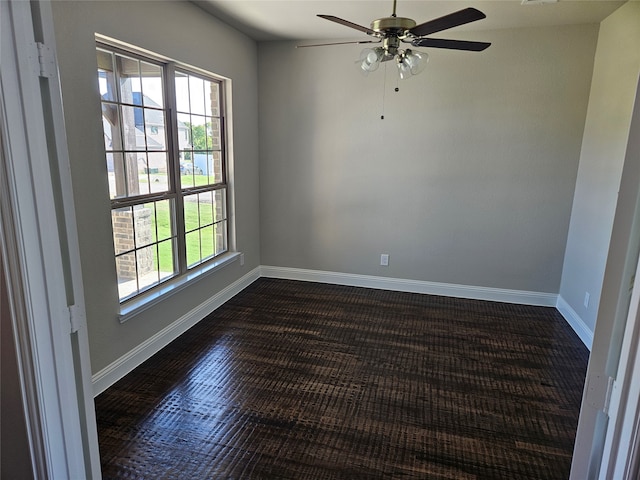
[99,41,230,303]
[111,191,177,210]
[138,55,151,190]
[130,207,140,295]
[111,62,131,198]
[164,62,187,276]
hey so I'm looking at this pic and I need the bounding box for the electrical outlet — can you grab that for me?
[380,254,389,266]
[584,292,590,309]
[240,253,245,266]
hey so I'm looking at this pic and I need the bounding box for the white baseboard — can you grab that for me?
[556,295,593,350]
[92,267,260,396]
[93,266,588,396]
[260,265,558,307]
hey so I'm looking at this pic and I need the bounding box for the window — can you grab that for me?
[97,42,229,303]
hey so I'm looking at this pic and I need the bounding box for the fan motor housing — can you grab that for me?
[371,16,416,34]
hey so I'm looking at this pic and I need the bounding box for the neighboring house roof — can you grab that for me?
[132,92,164,129]
[102,117,164,150]
[102,91,189,150]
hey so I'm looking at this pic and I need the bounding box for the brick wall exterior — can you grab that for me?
[112,207,154,281]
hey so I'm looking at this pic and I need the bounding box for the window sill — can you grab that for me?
[118,252,241,323]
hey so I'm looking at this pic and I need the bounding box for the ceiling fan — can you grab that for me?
[301,0,490,79]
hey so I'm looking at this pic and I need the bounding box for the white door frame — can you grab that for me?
[601,273,640,479]
[596,76,640,480]
[0,1,637,478]
[0,0,100,477]
[571,75,640,479]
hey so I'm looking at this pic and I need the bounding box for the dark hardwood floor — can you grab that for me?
[96,278,589,479]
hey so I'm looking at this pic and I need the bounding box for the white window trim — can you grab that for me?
[96,35,238,316]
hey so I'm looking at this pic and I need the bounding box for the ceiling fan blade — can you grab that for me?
[412,37,491,52]
[409,8,486,37]
[317,14,375,35]
[297,40,379,48]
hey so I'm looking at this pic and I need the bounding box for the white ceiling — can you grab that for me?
[194,0,625,41]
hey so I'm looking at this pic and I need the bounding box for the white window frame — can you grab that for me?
[96,37,238,321]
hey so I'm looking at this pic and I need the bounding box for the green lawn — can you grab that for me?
[180,174,212,189]
[151,198,216,270]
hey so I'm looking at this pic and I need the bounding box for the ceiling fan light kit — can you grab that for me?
[359,47,428,79]
[357,47,384,75]
[308,0,490,80]
[396,49,428,79]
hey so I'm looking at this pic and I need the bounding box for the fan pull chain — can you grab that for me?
[381,63,387,120]
[380,64,401,120]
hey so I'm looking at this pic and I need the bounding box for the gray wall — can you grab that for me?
[51,1,260,373]
[49,0,635,377]
[259,24,598,293]
[560,1,640,331]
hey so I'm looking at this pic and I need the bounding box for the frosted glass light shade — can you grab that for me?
[358,47,384,75]
[397,50,428,79]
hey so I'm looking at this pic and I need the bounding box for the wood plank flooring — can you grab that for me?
[96,278,589,479]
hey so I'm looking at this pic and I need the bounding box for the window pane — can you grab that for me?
[112,207,133,255]
[97,50,116,102]
[123,152,142,197]
[185,230,200,267]
[188,75,205,115]
[213,188,226,222]
[204,80,219,117]
[102,104,120,151]
[139,152,165,196]
[117,55,142,105]
[153,200,172,242]
[121,106,144,150]
[209,117,221,151]
[190,114,207,151]
[137,154,151,195]
[146,152,169,193]
[144,107,166,149]
[210,151,223,185]
[137,245,159,291]
[180,152,197,189]
[116,252,136,300]
[184,194,199,233]
[200,225,214,260]
[191,155,206,180]
[215,220,227,255]
[198,191,213,226]
[133,205,154,249]
[204,152,213,179]
[157,240,175,280]
[140,61,164,108]
[175,71,190,113]
[108,152,125,199]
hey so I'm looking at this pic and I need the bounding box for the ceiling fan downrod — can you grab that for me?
[371,0,416,38]
[382,36,400,57]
